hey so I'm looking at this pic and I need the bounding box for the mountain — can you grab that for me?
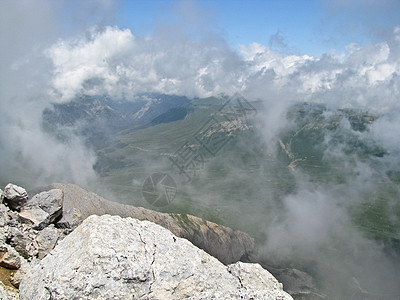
[42,93,192,148]
[41,94,400,299]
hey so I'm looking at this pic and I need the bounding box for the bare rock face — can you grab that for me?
[19,215,292,300]
[3,184,28,211]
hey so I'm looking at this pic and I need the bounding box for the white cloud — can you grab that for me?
[46,25,400,112]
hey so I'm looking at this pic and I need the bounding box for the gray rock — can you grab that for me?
[35,225,64,259]
[19,215,292,300]
[0,188,3,203]
[270,267,320,298]
[0,243,23,269]
[7,227,37,259]
[56,207,82,230]
[0,203,9,227]
[18,207,50,230]
[3,183,28,211]
[27,189,63,223]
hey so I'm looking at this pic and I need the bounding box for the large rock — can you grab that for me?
[0,244,23,269]
[19,215,292,300]
[3,184,28,211]
[269,267,320,298]
[27,189,63,223]
[6,227,38,259]
[33,183,254,264]
[0,204,8,227]
[18,207,50,230]
[35,225,64,259]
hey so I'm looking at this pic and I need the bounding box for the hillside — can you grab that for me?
[40,93,400,299]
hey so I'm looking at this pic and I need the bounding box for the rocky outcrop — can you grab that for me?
[34,183,254,264]
[0,184,68,299]
[20,215,292,300]
[18,189,63,230]
[0,182,297,298]
[3,184,28,211]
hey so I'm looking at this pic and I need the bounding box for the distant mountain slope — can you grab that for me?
[42,93,192,147]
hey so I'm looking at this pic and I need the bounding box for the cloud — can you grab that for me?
[46,23,400,112]
[0,0,120,188]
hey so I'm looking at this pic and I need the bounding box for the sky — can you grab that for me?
[116,0,400,56]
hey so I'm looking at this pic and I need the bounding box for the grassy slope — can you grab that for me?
[91,100,400,251]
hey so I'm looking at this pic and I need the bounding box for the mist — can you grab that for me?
[1,0,400,298]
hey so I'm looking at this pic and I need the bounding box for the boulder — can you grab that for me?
[0,188,3,203]
[3,184,28,211]
[35,225,64,259]
[6,227,37,259]
[0,204,8,227]
[269,267,320,298]
[19,215,292,300]
[27,189,63,223]
[18,207,50,230]
[0,244,23,269]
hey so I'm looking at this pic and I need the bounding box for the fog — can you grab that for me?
[1,0,400,298]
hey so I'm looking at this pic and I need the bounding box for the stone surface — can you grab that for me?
[0,244,22,269]
[18,207,50,230]
[7,227,37,259]
[10,260,29,289]
[19,215,292,300]
[3,184,28,211]
[34,183,254,264]
[0,204,8,227]
[35,225,64,259]
[27,189,63,223]
[269,267,319,298]
[0,189,3,203]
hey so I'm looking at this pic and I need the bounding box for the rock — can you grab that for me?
[10,260,29,288]
[19,215,292,300]
[0,244,23,269]
[7,227,37,259]
[27,189,63,223]
[0,204,9,227]
[0,188,3,203]
[269,267,320,298]
[35,225,64,259]
[56,207,82,230]
[18,207,50,230]
[170,213,254,264]
[0,284,11,300]
[33,183,254,264]
[3,183,28,211]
